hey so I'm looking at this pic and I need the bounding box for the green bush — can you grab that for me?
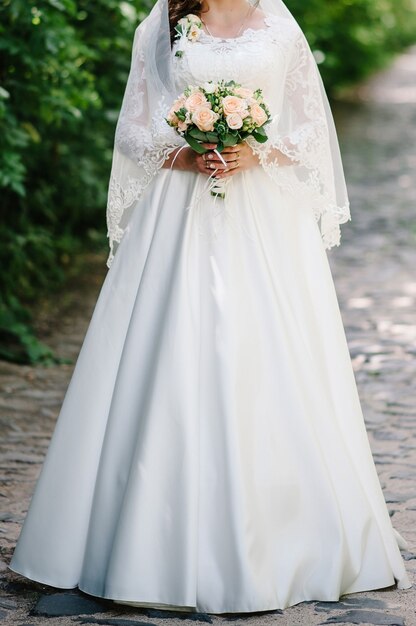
[0,0,151,362]
[287,0,416,91]
[0,0,415,362]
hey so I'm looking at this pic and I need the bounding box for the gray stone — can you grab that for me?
[373,431,408,441]
[145,608,214,622]
[390,472,416,479]
[315,597,389,612]
[32,592,109,617]
[223,609,283,620]
[77,617,156,626]
[321,610,405,625]
[0,513,24,523]
[0,598,17,609]
[383,491,416,503]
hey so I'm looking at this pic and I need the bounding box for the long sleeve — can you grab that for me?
[106,20,185,267]
[246,26,351,250]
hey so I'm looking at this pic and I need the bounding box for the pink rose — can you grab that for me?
[226,113,243,130]
[222,95,248,116]
[185,90,209,113]
[191,106,219,132]
[249,103,268,127]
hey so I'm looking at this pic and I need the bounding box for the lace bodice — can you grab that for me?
[172,14,297,106]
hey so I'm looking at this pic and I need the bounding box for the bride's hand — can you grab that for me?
[163,143,220,175]
[163,141,260,177]
[204,141,260,179]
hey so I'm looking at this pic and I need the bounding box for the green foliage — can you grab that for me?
[286,0,416,92]
[0,0,151,362]
[0,0,415,362]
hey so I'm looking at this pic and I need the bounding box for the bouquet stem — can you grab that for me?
[209,149,229,199]
[210,176,229,199]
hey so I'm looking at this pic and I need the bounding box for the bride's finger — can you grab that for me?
[207,152,238,164]
[204,157,228,169]
[215,161,240,178]
[220,145,240,154]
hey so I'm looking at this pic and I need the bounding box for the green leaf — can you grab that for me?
[205,132,219,143]
[184,134,207,154]
[222,133,238,147]
[253,125,267,137]
[251,130,268,144]
[188,127,208,141]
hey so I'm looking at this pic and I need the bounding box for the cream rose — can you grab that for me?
[203,81,217,94]
[187,14,201,23]
[234,87,254,100]
[185,90,209,113]
[249,103,268,126]
[222,95,248,117]
[187,24,201,42]
[226,113,243,130]
[192,107,219,132]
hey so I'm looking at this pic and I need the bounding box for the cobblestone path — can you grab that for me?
[1,48,415,626]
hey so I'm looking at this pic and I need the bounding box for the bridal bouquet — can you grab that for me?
[166,79,271,198]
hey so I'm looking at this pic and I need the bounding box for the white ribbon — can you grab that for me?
[168,143,257,243]
[170,145,229,206]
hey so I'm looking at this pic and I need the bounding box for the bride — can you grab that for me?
[9,0,411,614]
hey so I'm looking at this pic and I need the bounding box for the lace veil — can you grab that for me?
[105,0,351,267]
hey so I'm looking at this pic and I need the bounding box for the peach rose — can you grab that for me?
[226,113,243,130]
[222,95,248,116]
[192,107,219,132]
[185,90,209,113]
[177,120,189,132]
[249,103,268,126]
[234,87,254,100]
[167,107,179,126]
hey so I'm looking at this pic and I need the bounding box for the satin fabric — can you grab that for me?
[9,164,411,612]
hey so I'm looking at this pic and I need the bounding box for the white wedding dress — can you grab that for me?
[9,12,411,613]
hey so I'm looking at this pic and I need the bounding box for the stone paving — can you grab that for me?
[0,47,415,626]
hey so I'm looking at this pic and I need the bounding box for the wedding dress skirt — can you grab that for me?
[9,163,411,613]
